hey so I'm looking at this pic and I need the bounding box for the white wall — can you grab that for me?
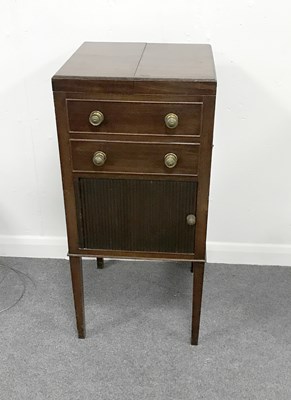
[1,1,291,265]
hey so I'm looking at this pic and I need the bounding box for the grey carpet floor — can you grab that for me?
[0,257,290,400]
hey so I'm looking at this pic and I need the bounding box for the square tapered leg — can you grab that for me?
[69,256,85,338]
[191,262,205,345]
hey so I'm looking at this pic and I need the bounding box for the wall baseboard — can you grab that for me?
[0,235,290,266]
[0,235,68,259]
[206,241,291,267]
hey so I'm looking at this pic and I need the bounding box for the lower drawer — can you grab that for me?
[70,140,199,176]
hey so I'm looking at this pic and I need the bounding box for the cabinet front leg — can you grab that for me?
[70,256,85,338]
[191,262,205,345]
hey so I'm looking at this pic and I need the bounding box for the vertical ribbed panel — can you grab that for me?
[77,178,197,253]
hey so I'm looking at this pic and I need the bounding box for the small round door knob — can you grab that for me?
[92,151,107,166]
[89,111,104,126]
[165,113,179,129]
[164,153,178,168]
[186,214,196,226]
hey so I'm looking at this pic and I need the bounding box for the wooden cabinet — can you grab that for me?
[52,42,216,345]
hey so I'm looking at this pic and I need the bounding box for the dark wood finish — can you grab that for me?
[52,42,216,95]
[136,43,216,81]
[70,132,201,144]
[53,42,216,345]
[54,42,146,79]
[69,249,205,262]
[74,171,198,182]
[194,96,216,260]
[70,140,199,177]
[77,178,197,253]
[96,257,104,269]
[67,99,202,136]
[53,77,215,96]
[66,91,205,102]
[69,256,85,338]
[53,92,80,254]
[191,262,205,345]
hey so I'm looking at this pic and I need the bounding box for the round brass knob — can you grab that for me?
[186,214,196,226]
[92,151,106,166]
[89,111,104,126]
[165,113,178,129]
[164,153,178,168]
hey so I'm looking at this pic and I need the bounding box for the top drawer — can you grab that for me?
[67,100,202,136]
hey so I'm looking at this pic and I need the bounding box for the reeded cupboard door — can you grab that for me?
[76,178,197,254]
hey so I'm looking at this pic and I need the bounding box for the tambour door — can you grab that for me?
[75,178,197,254]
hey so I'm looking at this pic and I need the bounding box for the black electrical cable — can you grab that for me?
[0,264,35,314]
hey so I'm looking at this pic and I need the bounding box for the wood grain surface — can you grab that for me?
[70,139,199,176]
[67,99,202,136]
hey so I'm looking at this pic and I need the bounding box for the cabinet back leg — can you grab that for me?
[70,256,85,338]
[191,262,205,345]
[96,257,104,269]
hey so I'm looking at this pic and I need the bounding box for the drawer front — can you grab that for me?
[67,100,202,136]
[77,178,197,253]
[70,140,199,176]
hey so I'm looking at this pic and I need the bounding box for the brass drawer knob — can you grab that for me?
[186,214,196,226]
[165,113,178,129]
[89,111,104,126]
[164,153,178,168]
[92,151,106,166]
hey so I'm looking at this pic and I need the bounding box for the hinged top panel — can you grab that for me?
[52,42,216,94]
[54,42,145,80]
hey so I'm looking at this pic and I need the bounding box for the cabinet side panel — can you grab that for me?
[194,96,216,260]
[53,91,80,253]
